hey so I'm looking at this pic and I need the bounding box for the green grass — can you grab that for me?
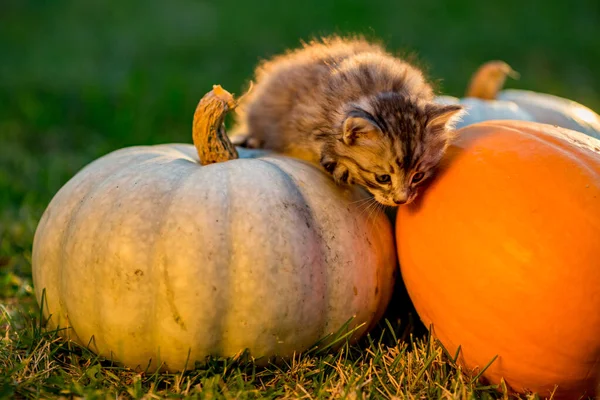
[1,301,534,399]
[1,0,598,398]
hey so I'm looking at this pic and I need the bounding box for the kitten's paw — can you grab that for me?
[246,137,264,149]
[334,166,351,184]
[229,134,264,149]
[320,155,351,185]
[320,154,337,174]
[230,134,249,146]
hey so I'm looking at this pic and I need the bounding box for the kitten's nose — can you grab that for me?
[393,194,408,205]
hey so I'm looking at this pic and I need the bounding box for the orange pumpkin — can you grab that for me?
[396,120,600,399]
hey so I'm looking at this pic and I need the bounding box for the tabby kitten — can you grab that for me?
[232,36,464,206]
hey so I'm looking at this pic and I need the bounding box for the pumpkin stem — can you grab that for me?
[465,61,520,100]
[193,85,239,165]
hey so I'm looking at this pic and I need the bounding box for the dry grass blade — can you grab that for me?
[1,298,560,399]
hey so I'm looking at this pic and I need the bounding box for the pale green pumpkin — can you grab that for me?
[435,95,535,125]
[436,61,600,139]
[32,87,397,372]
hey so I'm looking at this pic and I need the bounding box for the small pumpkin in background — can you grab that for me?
[436,61,600,139]
[32,86,397,372]
[396,120,600,399]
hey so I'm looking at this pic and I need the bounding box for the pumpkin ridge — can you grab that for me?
[160,158,248,364]
[498,89,600,139]
[82,155,198,367]
[246,157,329,349]
[219,160,237,357]
[128,158,206,347]
[258,157,393,344]
[78,147,171,174]
[146,163,207,369]
[156,143,204,162]
[58,156,160,350]
[33,150,161,345]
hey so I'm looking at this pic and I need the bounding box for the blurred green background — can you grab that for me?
[0,0,599,298]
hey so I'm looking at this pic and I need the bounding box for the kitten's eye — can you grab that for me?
[375,174,391,184]
[411,172,425,184]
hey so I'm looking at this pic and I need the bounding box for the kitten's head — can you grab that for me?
[334,92,464,206]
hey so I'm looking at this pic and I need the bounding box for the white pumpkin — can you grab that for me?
[497,89,600,139]
[436,61,600,139]
[32,87,397,372]
[435,95,535,126]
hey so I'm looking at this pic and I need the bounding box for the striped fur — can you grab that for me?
[233,36,464,206]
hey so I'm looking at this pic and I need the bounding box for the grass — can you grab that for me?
[0,0,598,398]
[1,299,534,399]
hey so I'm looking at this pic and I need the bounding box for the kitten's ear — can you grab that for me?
[425,103,465,131]
[342,116,382,145]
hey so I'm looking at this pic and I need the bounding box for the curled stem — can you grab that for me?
[193,85,239,165]
[465,61,520,100]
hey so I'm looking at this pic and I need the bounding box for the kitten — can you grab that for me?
[232,36,464,206]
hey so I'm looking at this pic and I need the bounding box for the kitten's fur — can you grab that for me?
[232,36,464,206]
